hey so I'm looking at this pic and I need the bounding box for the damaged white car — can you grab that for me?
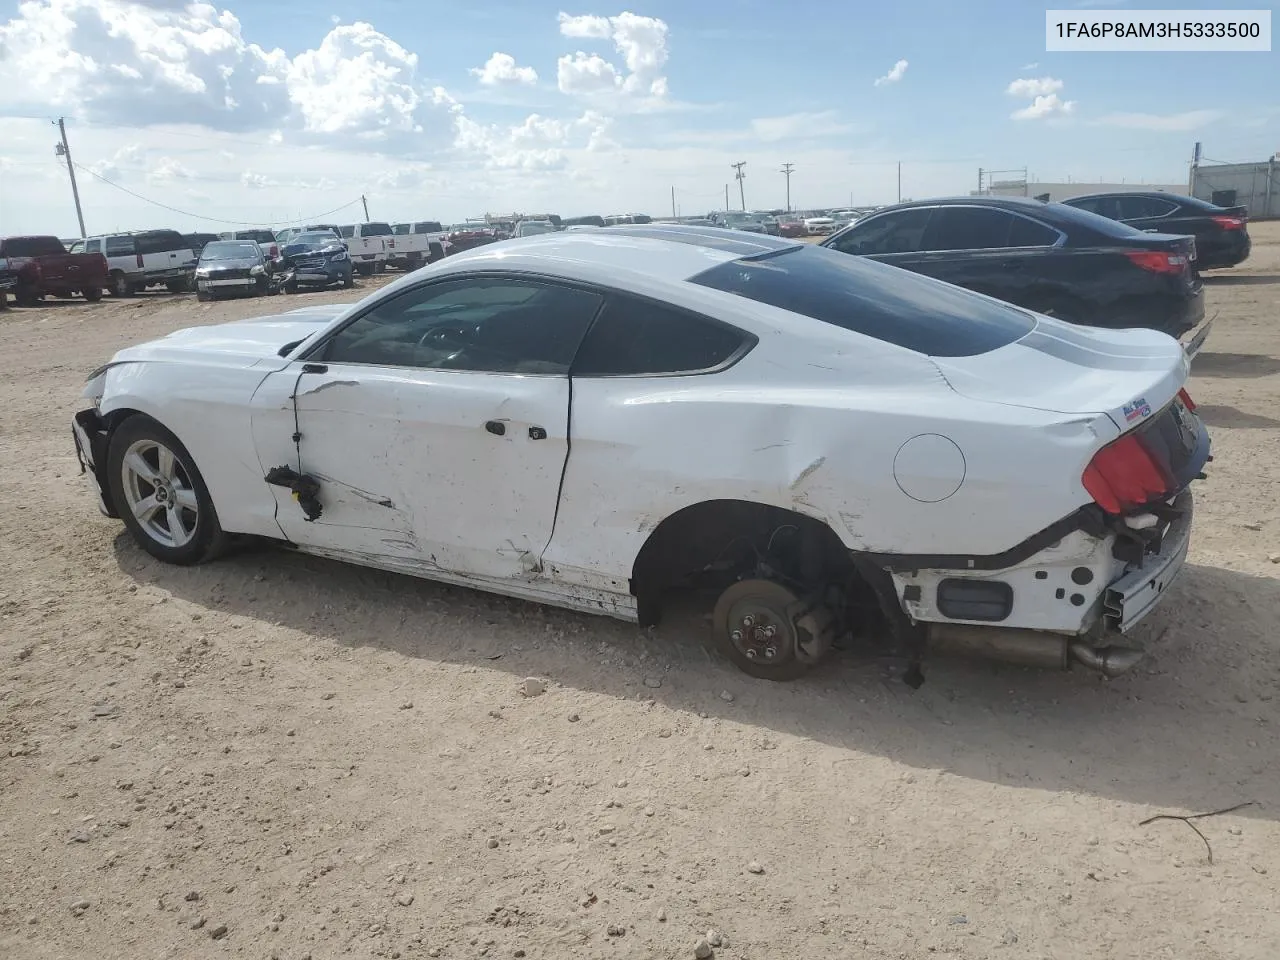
[73,226,1210,684]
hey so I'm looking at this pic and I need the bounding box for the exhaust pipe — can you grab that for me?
[927,624,1145,677]
[1068,642,1145,678]
[927,624,1069,670]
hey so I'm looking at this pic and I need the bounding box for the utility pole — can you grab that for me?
[724,183,729,211]
[671,185,676,219]
[361,194,370,222]
[897,161,902,203]
[780,162,794,212]
[53,118,86,238]
[731,161,747,211]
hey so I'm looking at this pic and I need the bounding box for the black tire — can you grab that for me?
[284,278,298,294]
[82,287,103,302]
[342,274,355,289]
[107,414,228,566]
[711,579,826,681]
[165,277,189,294]
[375,260,387,275]
[109,272,133,298]
[14,284,40,307]
[196,289,211,302]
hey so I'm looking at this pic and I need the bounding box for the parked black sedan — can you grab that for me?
[1060,191,1250,269]
[821,197,1204,338]
[193,240,270,301]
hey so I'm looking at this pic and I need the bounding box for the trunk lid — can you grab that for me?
[932,316,1188,434]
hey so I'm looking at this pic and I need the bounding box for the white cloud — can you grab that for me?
[751,111,852,142]
[240,170,273,188]
[89,142,144,180]
[873,59,908,87]
[469,52,538,87]
[146,155,195,184]
[0,2,455,144]
[1095,109,1223,132]
[555,11,669,102]
[1020,61,1039,71]
[1011,94,1076,121]
[557,51,621,94]
[557,12,612,38]
[1006,76,1064,98]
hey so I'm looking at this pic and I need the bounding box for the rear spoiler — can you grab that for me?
[1221,205,1249,221]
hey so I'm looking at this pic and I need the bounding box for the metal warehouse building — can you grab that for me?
[1189,157,1279,219]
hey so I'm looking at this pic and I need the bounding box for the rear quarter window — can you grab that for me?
[690,245,1035,358]
[339,226,355,238]
[572,294,751,376]
[104,236,137,256]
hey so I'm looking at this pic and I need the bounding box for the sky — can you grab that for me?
[0,0,1276,236]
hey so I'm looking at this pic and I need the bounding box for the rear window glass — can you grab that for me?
[691,245,1035,358]
[393,224,411,235]
[2,236,68,256]
[363,222,393,237]
[1038,202,1153,240]
[234,230,275,243]
[413,222,443,234]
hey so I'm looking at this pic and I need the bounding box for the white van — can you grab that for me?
[81,230,197,296]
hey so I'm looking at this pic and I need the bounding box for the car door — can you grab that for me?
[249,275,604,581]
[1114,195,1181,232]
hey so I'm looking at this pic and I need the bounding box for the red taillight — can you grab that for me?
[1211,215,1245,230]
[1177,387,1196,412]
[1082,432,1175,514]
[1124,250,1187,274]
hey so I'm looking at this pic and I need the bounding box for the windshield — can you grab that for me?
[289,233,342,249]
[691,245,1034,358]
[516,221,557,236]
[201,241,260,260]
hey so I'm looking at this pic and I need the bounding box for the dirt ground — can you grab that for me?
[1,227,1278,960]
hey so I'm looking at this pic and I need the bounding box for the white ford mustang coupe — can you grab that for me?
[73,226,1210,683]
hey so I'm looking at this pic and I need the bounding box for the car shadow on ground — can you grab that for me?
[1201,273,1280,286]
[1194,403,1280,429]
[1192,352,1280,379]
[112,534,1280,821]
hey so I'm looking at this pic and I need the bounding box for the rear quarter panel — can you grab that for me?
[546,339,1112,591]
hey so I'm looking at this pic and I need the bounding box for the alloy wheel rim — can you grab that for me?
[119,439,199,548]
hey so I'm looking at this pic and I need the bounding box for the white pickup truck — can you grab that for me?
[389,221,450,270]
[336,222,393,276]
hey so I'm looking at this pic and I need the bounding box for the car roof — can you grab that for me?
[1064,190,1187,201]
[440,224,802,282]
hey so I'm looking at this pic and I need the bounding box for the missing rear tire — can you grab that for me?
[712,579,832,681]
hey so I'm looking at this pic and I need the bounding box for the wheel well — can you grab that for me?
[630,499,861,627]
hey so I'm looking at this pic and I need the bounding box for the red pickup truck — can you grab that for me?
[0,235,109,305]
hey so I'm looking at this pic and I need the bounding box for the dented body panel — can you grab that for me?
[76,228,1201,644]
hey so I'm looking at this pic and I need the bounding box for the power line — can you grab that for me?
[72,162,362,226]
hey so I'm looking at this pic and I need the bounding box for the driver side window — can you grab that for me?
[319,278,604,375]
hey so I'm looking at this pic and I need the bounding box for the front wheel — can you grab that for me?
[165,277,188,294]
[82,287,103,302]
[107,415,227,565]
[711,579,832,681]
[342,274,355,289]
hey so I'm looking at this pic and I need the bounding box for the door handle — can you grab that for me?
[528,426,547,440]
[484,420,506,436]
